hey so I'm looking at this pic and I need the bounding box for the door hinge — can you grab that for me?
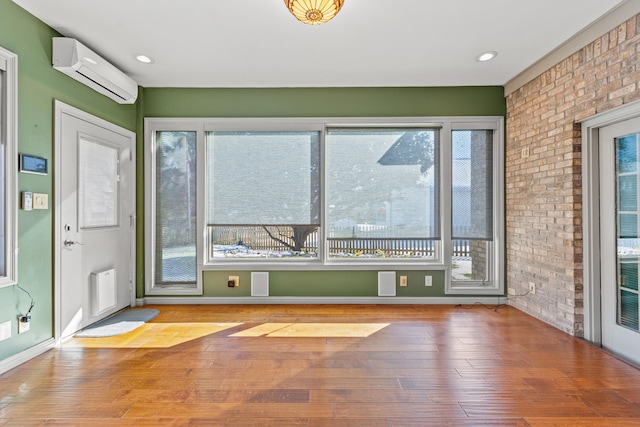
[130,215,136,227]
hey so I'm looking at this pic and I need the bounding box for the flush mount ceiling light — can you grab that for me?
[284,0,345,25]
[476,51,498,62]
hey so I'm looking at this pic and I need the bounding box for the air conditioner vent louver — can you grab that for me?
[52,37,138,104]
[76,69,129,102]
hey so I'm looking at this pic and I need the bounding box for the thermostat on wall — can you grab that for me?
[19,153,48,175]
[21,192,32,211]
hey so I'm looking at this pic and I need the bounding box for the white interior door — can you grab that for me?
[600,117,640,366]
[55,102,135,338]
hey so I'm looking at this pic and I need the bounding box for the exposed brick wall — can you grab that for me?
[506,15,640,336]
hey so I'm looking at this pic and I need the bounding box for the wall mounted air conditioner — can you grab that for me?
[52,37,138,104]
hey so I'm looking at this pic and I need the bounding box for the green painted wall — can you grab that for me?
[143,86,505,118]
[202,270,447,297]
[142,87,505,299]
[0,0,136,361]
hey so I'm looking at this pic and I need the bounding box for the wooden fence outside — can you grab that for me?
[210,225,471,257]
[211,225,317,253]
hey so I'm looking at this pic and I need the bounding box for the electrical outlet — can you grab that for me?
[528,282,536,294]
[425,275,432,286]
[400,276,407,287]
[18,316,30,334]
[228,275,240,287]
[0,320,11,341]
[521,146,530,158]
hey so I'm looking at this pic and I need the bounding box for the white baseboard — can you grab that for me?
[0,338,55,375]
[137,296,508,305]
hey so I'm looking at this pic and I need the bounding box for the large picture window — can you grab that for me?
[326,128,439,259]
[145,117,503,295]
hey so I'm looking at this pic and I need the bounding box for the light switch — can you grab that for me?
[33,193,49,210]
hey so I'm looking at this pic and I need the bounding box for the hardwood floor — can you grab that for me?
[1,304,640,426]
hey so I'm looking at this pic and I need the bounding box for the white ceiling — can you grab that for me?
[12,0,629,88]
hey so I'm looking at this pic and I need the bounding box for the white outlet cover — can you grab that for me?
[0,320,11,341]
[18,319,30,334]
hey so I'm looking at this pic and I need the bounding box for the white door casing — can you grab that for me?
[54,101,136,340]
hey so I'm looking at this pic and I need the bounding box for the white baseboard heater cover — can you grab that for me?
[378,271,396,296]
[91,268,117,315]
[251,272,269,296]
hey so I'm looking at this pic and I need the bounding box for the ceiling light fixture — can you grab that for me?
[135,54,154,64]
[476,51,497,62]
[284,0,345,25]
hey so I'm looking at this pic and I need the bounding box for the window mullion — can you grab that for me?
[196,124,206,293]
[320,126,327,263]
[440,122,453,268]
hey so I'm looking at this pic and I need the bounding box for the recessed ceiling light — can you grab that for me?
[135,54,154,64]
[476,51,497,62]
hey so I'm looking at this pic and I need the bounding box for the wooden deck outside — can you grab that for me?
[1,304,640,426]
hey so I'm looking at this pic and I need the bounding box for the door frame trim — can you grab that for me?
[581,98,640,345]
[53,100,136,342]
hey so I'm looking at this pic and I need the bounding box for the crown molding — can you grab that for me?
[504,0,640,96]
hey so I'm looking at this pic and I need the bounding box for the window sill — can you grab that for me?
[446,281,504,295]
[145,283,202,295]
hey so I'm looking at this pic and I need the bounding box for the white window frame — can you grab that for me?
[144,119,204,295]
[0,46,18,289]
[145,117,504,294]
[445,120,505,295]
[323,123,443,267]
[204,120,324,266]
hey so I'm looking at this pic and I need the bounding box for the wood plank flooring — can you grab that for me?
[1,304,640,426]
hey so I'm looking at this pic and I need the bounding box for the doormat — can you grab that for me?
[75,308,160,338]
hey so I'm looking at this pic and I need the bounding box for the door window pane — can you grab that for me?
[616,133,640,332]
[155,131,197,283]
[78,137,119,228]
[620,290,639,330]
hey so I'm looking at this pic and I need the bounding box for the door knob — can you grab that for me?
[64,239,83,247]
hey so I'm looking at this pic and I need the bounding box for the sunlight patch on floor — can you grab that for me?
[66,322,242,348]
[231,323,390,338]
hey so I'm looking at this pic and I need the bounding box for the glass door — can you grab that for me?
[600,118,640,365]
